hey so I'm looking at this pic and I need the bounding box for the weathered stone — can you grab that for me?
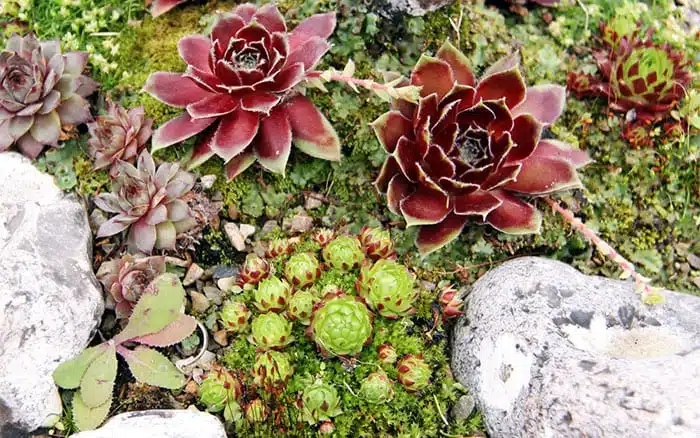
[183,263,204,286]
[223,222,246,251]
[283,209,313,233]
[199,174,217,189]
[452,257,700,438]
[452,394,475,421]
[376,0,453,17]
[72,410,226,438]
[189,291,211,313]
[0,152,104,433]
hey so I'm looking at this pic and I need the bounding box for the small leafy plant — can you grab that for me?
[53,273,197,431]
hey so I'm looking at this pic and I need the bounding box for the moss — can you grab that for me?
[74,156,110,196]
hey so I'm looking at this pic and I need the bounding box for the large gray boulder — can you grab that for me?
[452,257,700,438]
[72,410,227,438]
[0,152,104,433]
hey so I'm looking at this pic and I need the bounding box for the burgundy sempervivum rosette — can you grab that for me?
[373,41,590,255]
[145,3,340,179]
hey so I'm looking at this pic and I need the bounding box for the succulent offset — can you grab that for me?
[239,253,270,286]
[265,238,294,258]
[301,381,343,425]
[322,235,365,270]
[94,150,196,254]
[357,259,417,319]
[248,312,294,349]
[252,350,294,386]
[359,226,395,260]
[96,254,167,319]
[219,300,252,334]
[438,284,464,319]
[396,354,431,392]
[377,343,398,365]
[87,102,153,177]
[373,41,590,255]
[288,289,318,325]
[199,367,243,412]
[309,292,373,358]
[313,228,336,247]
[0,33,97,158]
[568,24,691,122]
[144,3,341,178]
[253,276,291,313]
[359,371,394,404]
[285,252,322,288]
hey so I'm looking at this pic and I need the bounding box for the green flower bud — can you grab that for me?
[219,300,251,334]
[310,292,373,358]
[357,260,417,319]
[253,276,291,313]
[322,236,365,270]
[288,290,318,325]
[359,371,394,404]
[397,354,431,392]
[252,351,294,386]
[301,381,342,424]
[284,252,321,288]
[248,312,294,349]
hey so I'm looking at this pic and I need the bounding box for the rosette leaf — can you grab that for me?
[252,350,293,386]
[239,253,270,286]
[219,300,252,334]
[359,371,394,404]
[359,226,395,260]
[288,290,318,325]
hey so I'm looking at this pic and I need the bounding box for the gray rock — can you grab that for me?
[376,0,453,17]
[452,394,475,421]
[283,209,313,233]
[452,257,700,438]
[72,410,226,438]
[0,152,104,433]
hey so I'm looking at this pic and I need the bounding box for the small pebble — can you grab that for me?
[239,223,256,238]
[213,265,236,280]
[452,394,476,421]
[687,253,700,270]
[286,210,313,233]
[211,190,223,201]
[224,222,246,251]
[190,291,211,313]
[183,263,204,286]
[217,276,237,293]
[89,209,107,231]
[203,286,223,305]
[304,194,323,210]
[165,256,190,268]
[261,220,279,235]
[199,174,217,189]
[213,329,229,347]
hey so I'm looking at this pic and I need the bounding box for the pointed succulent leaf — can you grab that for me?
[72,391,111,432]
[123,346,186,389]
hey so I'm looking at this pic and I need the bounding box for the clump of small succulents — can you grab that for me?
[87,102,153,177]
[309,291,373,358]
[96,254,166,319]
[199,366,244,422]
[357,259,418,319]
[53,274,196,431]
[145,3,340,178]
[300,380,343,425]
[372,40,590,255]
[0,33,97,158]
[568,21,691,123]
[94,150,196,254]
[322,235,365,270]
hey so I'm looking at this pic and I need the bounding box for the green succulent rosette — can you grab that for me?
[301,381,343,424]
[284,252,321,288]
[253,276,291,313]
[219,300,252,334]
[310,293,373,357]
[288,290,318,325]
[322,235,365,270]
[199,368,243,422]
[358,259,417,319]
[252,351,294,386]
[248,312,294,349]
[397,354,431,392]
[359,371,394,404]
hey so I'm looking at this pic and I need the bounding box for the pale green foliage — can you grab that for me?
[53,274,196,431]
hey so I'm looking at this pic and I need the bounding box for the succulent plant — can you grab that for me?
[285,252,322,288]
[359,371,394,404]
[357,260,417,319]
[377,343,398,366]
[309,292,373,358]
[150,0,188,17]
[288,289,318,325]
[96,254,167,319]
[94,150,196,254]
[145,3,340,179]
[622,121,654,148]
[253,276,291,313]
[244,399,268,423]
[219,300,252,334]
[239,253,270,286]
[54,274,197,431]
[438,284,464,319]
[313,228,336,247]
[373,41,590,255]
[396,354,431,392]
[319,421,335,434]
[0,33,97,158]
[301,381,342,425]
[322,235,365,270]
[248,312,294,349]
[265,238,294,258]
[199,367,243,412]
[568,26,691,122]
[359,226,395,260]
[87,102,153,177]
[252,350,294,386]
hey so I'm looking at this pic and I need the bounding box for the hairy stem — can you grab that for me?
[545,197,661,302]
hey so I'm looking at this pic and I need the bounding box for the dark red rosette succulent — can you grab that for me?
[568,25,691,122]
[145,3,340,179]
[373,41,590,255]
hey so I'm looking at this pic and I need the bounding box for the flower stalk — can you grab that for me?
[545,197,663,304]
